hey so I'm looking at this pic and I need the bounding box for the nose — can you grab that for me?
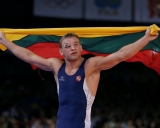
[71,45,75,50]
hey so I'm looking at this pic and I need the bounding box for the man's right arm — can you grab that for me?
[0,31,62,72]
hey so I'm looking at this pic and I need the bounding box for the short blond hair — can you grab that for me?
[59,33,80,48]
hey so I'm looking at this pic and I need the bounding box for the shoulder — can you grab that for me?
[84,56,104,74]
[48,58,64,75]
[85,56,104,67]
[48,57,63,64]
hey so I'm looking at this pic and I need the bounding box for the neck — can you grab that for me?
[65,57,84,69]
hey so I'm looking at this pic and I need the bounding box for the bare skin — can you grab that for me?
[0,26,159,96]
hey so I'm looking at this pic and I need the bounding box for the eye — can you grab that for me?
[74,44,78,46]
[64,45,70,48]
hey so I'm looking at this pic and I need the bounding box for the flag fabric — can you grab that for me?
[33,0,83,19]
[85,0,132,21]
[135,0,160,23]
[0,24,160,74]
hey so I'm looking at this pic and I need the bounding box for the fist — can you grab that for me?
[145,26,159,41]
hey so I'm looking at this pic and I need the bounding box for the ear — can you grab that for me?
[59,48,63,55]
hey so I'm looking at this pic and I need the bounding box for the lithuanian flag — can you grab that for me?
[0,24,160,74]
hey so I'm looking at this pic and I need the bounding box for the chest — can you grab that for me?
[58,71,84,89]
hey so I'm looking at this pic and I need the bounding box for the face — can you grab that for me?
[60,37,82,61]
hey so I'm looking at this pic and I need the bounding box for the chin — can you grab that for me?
[68,56,80,61]
[70,58,79,61]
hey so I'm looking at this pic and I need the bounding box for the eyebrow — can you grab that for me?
[73,41,79,44]
[64,42,70,44]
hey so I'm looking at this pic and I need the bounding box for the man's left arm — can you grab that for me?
[94,26,159,71]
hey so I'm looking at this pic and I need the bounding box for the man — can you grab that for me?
[0,26,159,128]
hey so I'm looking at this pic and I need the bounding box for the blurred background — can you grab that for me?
[0,0,160,128]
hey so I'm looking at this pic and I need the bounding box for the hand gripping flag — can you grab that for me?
[0,24,160,74]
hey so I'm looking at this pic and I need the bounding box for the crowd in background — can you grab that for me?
[0,61,160,128]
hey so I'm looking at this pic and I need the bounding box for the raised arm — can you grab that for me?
[90,26,159,71]
[0,31,62,73]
